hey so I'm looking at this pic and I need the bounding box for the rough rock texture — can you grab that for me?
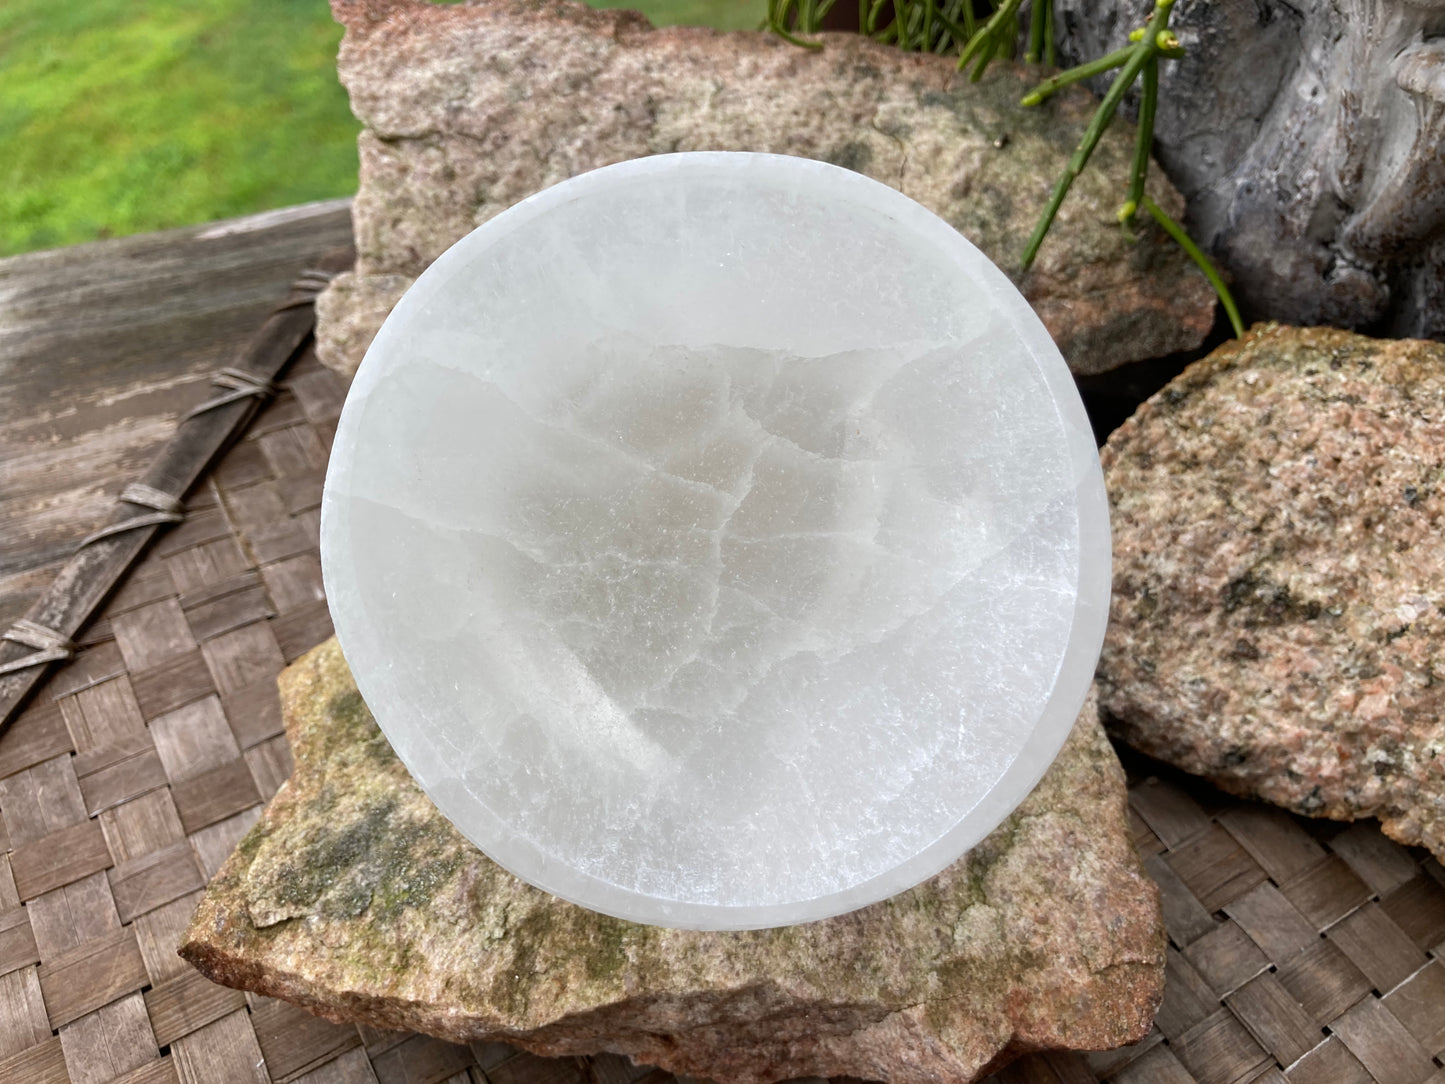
[1101,324,1445,859]
[181,638,1164,1084]
[1056,0,1445,338]
[314,0,1216,380]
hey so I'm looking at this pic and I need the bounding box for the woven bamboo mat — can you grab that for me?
[0,342,1443,1084]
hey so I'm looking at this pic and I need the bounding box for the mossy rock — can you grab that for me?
[182,637,1164,1084]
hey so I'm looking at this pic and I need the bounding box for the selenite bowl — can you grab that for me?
[320,152,1110,930]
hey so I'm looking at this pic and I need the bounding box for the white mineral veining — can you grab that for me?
[321,152,1110,929]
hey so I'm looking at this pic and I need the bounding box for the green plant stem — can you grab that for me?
[971,37,997,81]
[1142,196,1244,337]
[898,0,916,49]
[1025,0,1046,62]
[1043,0,1055,65]
[1020,44,1134,105]
[865,0,889,36]
[1122,55,1157,222]
[933,8,970,49]
[771,20,825,46]
[957,0,1022,74]
[768,0,825,46]
[770,0,825,47]
[1020,0,1174,270]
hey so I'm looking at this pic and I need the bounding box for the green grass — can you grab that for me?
[0,0,764,257]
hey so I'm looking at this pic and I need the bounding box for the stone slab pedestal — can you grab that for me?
[181,638,1164,1084]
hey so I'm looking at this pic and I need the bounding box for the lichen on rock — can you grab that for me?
[181,638,1164,1083]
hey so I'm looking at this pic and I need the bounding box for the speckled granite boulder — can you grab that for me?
[1101,324,1445,857]
[314,0,1215,379]
[180,638,1164,1084]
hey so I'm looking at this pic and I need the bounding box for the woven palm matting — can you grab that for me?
[2,347,1444,1084]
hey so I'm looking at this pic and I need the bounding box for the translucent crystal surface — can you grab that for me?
[321,153,1110,930]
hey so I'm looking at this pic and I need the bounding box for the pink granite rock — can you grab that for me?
[181,638,1165,1084]
[1101,324,1445,858]
[314,0,1216,379]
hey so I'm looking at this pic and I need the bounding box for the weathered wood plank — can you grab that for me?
[1276,855,1371,931]
[249,994,363,1083]
[1330,996,1437,1084]
[221,677,285,750]
[273,599,335,664]
[133,891,204,986]
[188,808,261,880]
[98,789,187,864]
[370,1034,479,1084]
[1327,903,1429,994]
[111,1056,182,1084]
[0,755,87,846]
[109,840,205,924]
[0,199,352,621]
[145,968,248,1047]
[36,924,148,1029]
[172,759,261,835]
[171,1006,268,1084]
[1221,883,1317,965]
[25,869,122,959]
[74,732,168,815]
[130,649,217,721]
[1274,937,1372,1027]
[0,1034,69,1084]
[147,696,241,784]
[11,819,112,901]
[0,968,51,1059]
[57,991,160,1084]
[0,908,39,978]
[0,206,353,728]
[246,736,295,801]
[0,702,72,788]
[1222,973,1318,1068]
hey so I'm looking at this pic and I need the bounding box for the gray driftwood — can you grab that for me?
[1056,0,1445,338]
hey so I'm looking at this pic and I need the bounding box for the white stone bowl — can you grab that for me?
[321,152,1110,930]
